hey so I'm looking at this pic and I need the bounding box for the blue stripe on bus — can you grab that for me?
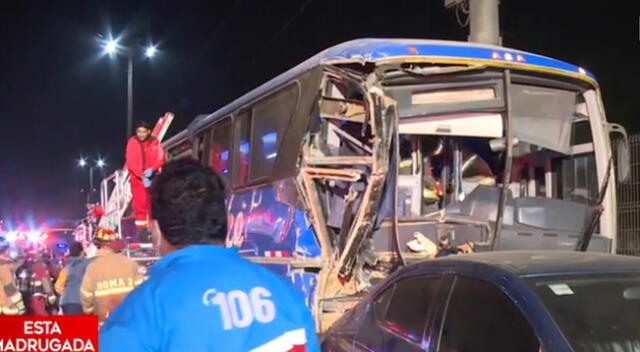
[323,39,593,78]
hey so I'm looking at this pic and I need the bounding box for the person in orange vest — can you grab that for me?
[126,121,165,242]
[16,249,56,316]
[80,228,142,324]
[0,238,25,315]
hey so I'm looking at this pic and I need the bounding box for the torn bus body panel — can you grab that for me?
[296,67,391,316]
[336,87,394,282]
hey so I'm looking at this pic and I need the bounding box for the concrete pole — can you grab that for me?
[468,0,501,45]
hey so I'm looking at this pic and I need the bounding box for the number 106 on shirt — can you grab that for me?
[203,286,276,330]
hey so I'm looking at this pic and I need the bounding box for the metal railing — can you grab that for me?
[99,169,132,239]
[616,134,640,256]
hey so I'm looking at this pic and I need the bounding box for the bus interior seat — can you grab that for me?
[444,185,514,223]
[444,185,591,233]
[514,197,590,233]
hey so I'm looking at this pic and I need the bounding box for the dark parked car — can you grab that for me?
[322,251,640,352]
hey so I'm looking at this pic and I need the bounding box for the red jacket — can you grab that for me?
[126,136,165,179]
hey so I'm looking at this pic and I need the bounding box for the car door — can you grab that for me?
[352,275,451,352]
[434,276,542,352]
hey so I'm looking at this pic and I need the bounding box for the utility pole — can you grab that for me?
[445,0,501,46]
[468,0,501,45]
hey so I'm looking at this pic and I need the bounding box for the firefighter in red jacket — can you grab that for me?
[17,250,56,316]
[126,121,165,242]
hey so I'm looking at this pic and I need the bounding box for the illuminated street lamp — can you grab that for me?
[104,39,118,55]
[98,34,159,139]
[77,157,106,205]
[144,45,157,58]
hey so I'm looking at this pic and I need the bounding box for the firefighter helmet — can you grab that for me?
[94,228,124,252]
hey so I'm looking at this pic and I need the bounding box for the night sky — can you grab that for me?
[0,1,639,224]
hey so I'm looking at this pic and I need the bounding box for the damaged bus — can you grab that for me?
[163,38,630,331]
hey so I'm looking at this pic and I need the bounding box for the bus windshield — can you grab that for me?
[528,274,640,352]
[391,74,598,227]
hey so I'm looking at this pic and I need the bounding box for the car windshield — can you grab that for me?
[528,274,640,352]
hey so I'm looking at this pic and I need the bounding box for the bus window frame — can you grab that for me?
[167,139,194,161]
[233,109,253,189]
[195,129,210,165]
[207,116,233,180]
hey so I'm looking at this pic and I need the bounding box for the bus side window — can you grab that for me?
[210,118,232,182]
[250,84,299,181]
[234,110,251,187]
[196,132,209,165]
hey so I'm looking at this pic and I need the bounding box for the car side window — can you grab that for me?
[437,276,540,352]
[380,276,442,346]
[373,284,394,320]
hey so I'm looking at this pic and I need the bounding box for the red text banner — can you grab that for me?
[0,316,97,352]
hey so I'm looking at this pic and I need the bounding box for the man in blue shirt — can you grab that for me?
[99,159,320,352]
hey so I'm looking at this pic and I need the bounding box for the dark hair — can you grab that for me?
[151,158,227,247]
[135,121,152,131]
[69,241,84,257]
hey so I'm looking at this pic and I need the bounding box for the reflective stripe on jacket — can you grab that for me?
[80,250,142,322]
[0,256,25,315]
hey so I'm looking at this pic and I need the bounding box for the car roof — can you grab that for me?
[408,250,640,278]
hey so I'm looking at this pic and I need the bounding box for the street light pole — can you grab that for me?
[100,36,156,140]
[89,166,94,205]
[127,54,133,140]
[78,157,105,206]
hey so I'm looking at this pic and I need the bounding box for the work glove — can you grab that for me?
[144,168,154,178]
[143,177,152,188]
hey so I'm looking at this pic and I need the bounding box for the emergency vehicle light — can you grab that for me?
[27,231,40,243]
[5,231,17,243]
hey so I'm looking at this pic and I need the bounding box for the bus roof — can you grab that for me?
[189,38,596,133]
